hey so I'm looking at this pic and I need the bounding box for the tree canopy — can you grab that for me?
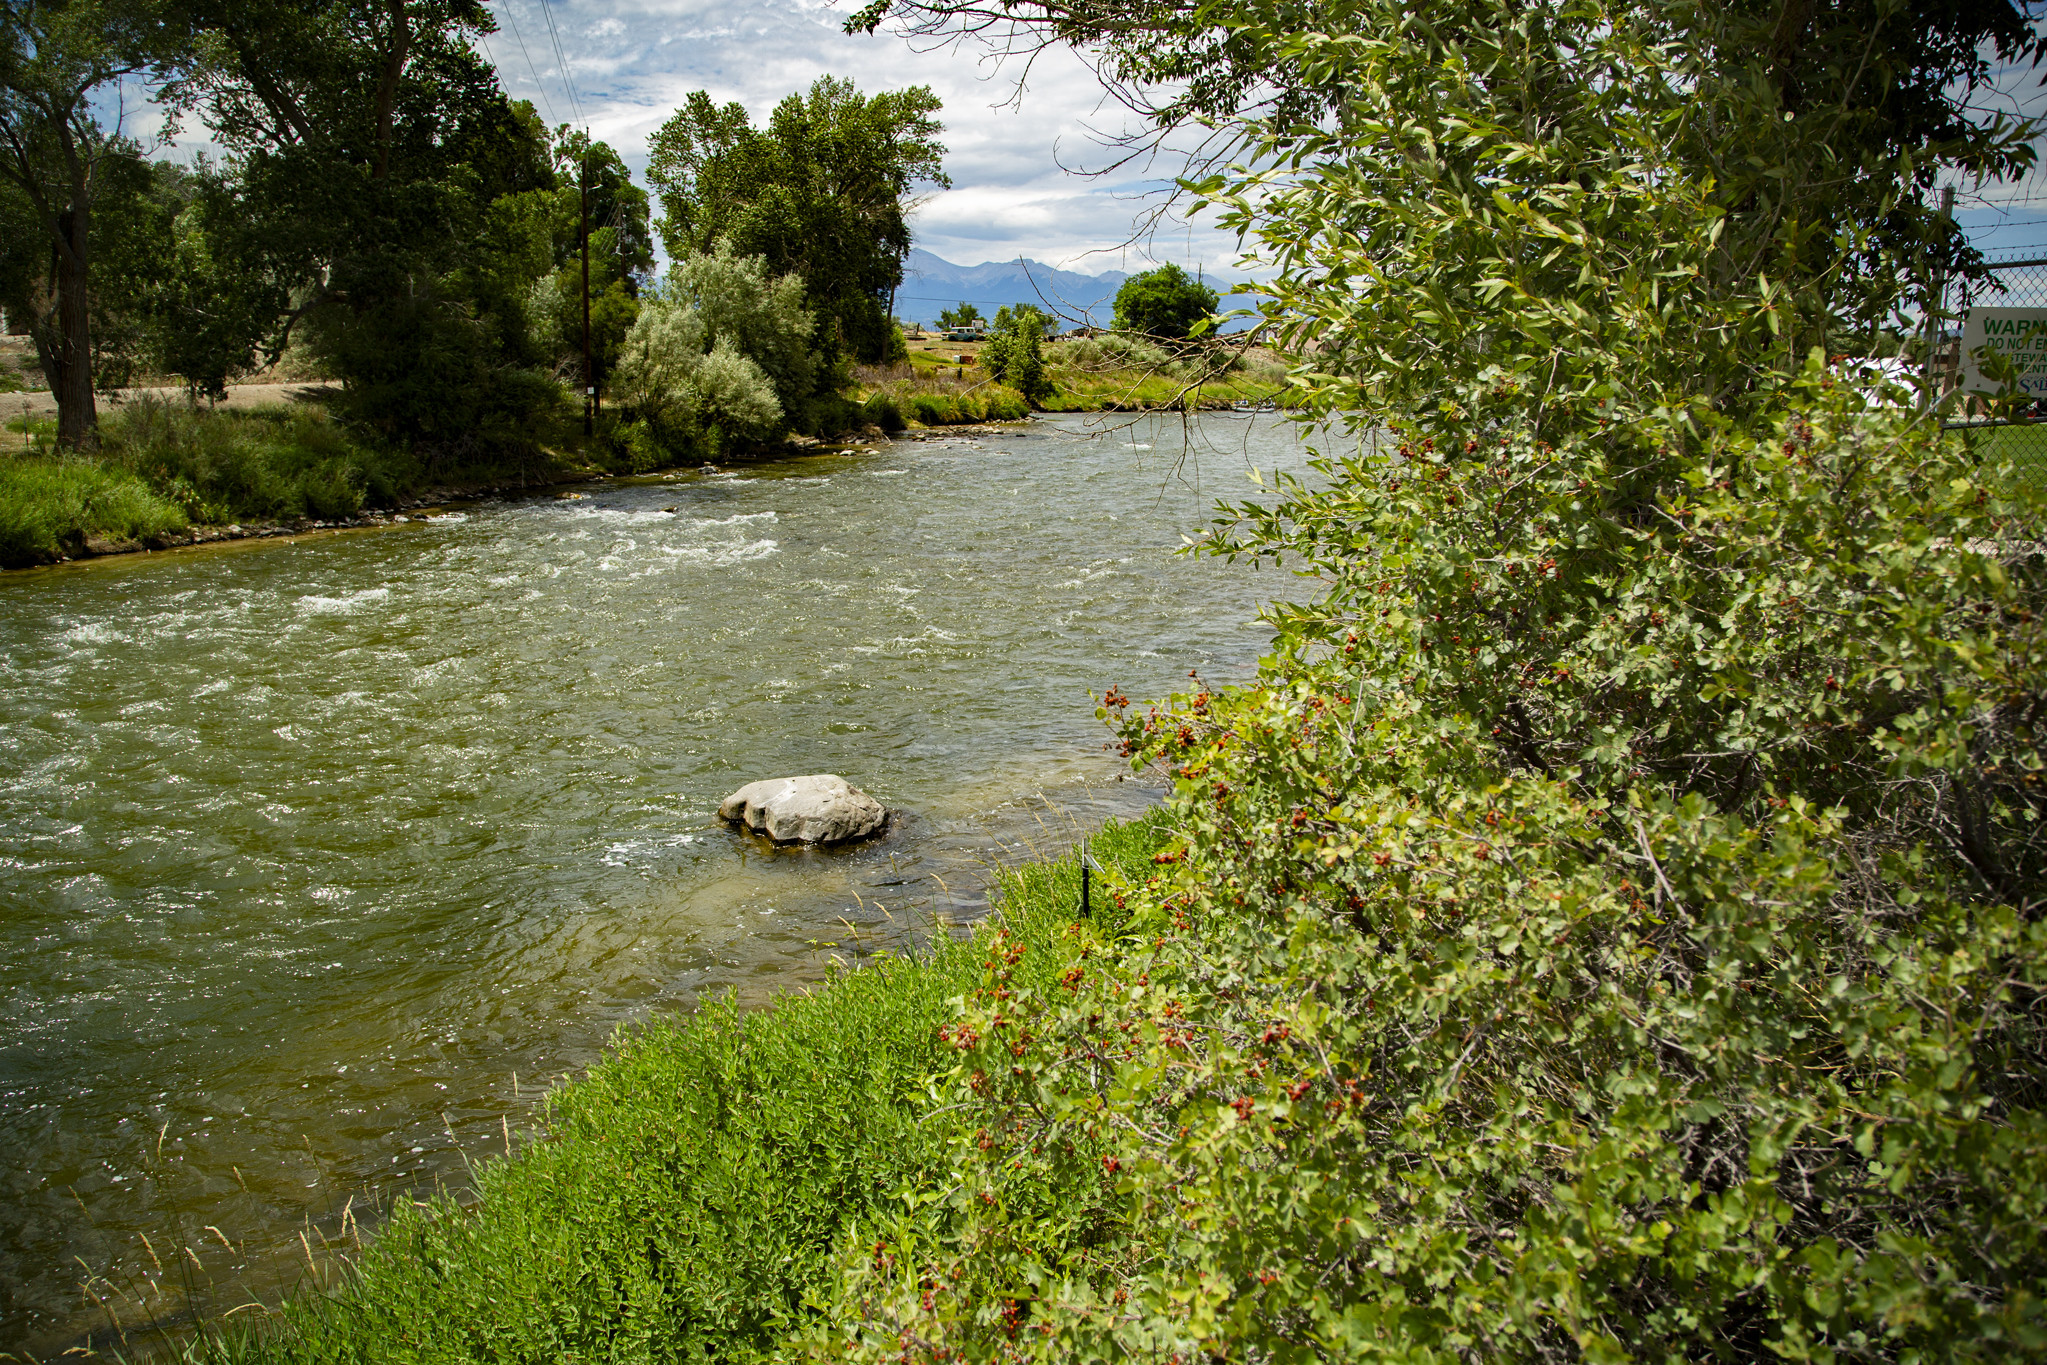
[982,302,1051,402]
[1112,261,1217,340]
[0,0,185,444]
[647,76,947,366]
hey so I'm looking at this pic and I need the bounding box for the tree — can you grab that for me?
[511,126,655,393]
[167,0,558,448]
[647,77,947,367]
[0,0,182,446]
[613,243,815,457]
[937,301,980,330]
[982,302,1050,403]
[814,0,2047,1360]
[1111,261,1216,341]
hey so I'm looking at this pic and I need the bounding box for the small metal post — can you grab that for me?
[1080,838,1091,919]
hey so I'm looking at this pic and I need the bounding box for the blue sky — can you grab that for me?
[1937,45,2047,261]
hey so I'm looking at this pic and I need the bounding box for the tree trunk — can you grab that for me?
[51,206,95,449]
[373,0,414,182]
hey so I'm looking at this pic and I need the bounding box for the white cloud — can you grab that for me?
[488,0,1248,273]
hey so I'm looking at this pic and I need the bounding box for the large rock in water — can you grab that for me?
[717,775,889,845]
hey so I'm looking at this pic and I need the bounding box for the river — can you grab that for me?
[0,412,1313,1356]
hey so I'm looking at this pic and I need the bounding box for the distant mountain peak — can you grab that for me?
[897,248,1128,327]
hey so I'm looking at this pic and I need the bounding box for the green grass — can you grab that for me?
[0,455,188,567]
[1039,336,1298,412]
[900,386,1031,425]
[1961,421,2047,497]
[176,814,1167,1364]
[0,401,402,568]
[98,399,415,525]
[0,400,592,567]
[864,340,1300,420]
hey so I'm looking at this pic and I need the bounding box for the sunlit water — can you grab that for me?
[0,413,1315,1356]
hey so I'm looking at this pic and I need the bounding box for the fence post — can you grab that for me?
[1925,185,1956,410]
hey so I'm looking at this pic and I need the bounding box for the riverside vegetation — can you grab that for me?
[153,816,1171,1365]
[0,0,1261,569]
[135,0,2047,1360]
[2,5,956,569]
[19,0,2047,1359]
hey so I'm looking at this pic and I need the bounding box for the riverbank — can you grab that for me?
[120,815,1163,1363]
[0,396,1203,572]
[0,411,1304,1355]
[0,341,1293,570]
[0,406,931,572]
[864,336,1300,422]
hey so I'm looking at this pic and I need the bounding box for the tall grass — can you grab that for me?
[172,815,1166,1364]
[852,363,1032,426]
[0,456,187,568]
[1041,338,1295,412]
[0,402,428,567]
[99,400,410,524]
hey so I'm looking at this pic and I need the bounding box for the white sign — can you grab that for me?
[1959,307,2047,398]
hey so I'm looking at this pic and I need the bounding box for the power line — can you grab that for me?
[492,0,558,128]
[536,0,586,133]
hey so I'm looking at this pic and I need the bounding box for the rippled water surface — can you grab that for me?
[0,414,1313,1354]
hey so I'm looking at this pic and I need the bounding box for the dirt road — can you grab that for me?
[3,382,340,421]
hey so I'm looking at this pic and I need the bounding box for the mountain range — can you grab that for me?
[897,248,1265,333]
[896,248,1129,329]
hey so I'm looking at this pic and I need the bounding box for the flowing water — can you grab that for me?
[0,413,1315,1356]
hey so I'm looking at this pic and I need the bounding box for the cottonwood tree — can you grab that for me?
[164,0,555,447]
[1112,261,1216,341]
[0,0,182,447]
[648,76,947,367]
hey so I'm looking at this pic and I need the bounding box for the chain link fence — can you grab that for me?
[1934,255,2047,501]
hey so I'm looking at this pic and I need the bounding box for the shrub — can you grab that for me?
[980,386,1029,421]
[806,0,2047,1361]
[97,399,404,523]
[861,391,904,431]
[808,394,866,438]
[306,280,561,458]
[1051,332,1173,373]
[905,391,954,425]
[982,305,1052,405]
[614,244,814,452]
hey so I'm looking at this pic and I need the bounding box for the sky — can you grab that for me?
[1937,46,2047,262]
[472,0,1240,277]
[485,0,2047,274]
[125,2,2047,279]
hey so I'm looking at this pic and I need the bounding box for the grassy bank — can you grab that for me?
[171,815,1164,1364]
[853,366,1032,428]
[0,454,190,567]
[1040,335,1296,412]
[860,336,1298,424]
[0,399,595,569]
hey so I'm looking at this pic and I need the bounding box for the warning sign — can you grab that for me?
[1959,307,2047,399]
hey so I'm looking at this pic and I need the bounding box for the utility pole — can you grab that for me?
[581,148,594,437]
